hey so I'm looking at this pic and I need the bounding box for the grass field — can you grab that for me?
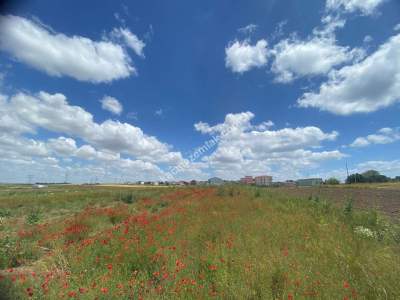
[0,185,399,299]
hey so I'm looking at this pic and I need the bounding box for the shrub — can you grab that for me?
[325,177,340,185]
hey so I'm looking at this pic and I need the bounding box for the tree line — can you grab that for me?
[324,170,400,185]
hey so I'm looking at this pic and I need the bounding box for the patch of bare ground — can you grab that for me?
[276,186,400,222]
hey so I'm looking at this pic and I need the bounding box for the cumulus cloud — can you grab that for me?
[271,35,363,83]
[195,112,343,179]
[350,127,400,147]
[326,0,386,16]
[48,137,77,156]
[298,33,400,115]
[0,91,184,165]
[100,96,123,115]
[0,90,187,182]
[225,39,269,73]
[0,15,142,83]
[357,160,400,177]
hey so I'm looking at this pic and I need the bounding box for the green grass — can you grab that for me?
[0,185,399,299]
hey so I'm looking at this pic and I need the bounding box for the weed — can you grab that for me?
[343,198,353,217]
[270,267,285,299]
[120,193,135,204]
[26,210,41,225]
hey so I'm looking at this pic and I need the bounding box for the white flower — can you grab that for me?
[354,226,375,238]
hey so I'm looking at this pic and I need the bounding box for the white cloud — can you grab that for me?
[298,34,400,115]
[357,160,400,177]
[48,137,77,156]
[394,24,400,31]
[110,27,145,57]
[364,35,373,43]
[271,36,362,83]
[238,24,258,35]
[225,39,269,73]
[0,15,139,83]
[155,108,163,116]
[195,112,343,180]
[326,0,386,16]
[100,95,123,115]
[0,91,184,165]
[350,127,400,147]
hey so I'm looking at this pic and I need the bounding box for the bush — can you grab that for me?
[325,177,340,185]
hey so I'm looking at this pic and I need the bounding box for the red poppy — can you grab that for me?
[68,291,77,297]
[343,281,350,289]
[208,265,218,271]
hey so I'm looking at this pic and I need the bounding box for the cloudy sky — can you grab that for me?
[0,0,399,183]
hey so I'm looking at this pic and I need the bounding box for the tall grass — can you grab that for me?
[0,186,399,299]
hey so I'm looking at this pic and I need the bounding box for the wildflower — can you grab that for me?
[354,226,375,238]
[26,287,34,297]
[79,287,87,294]
[68,291,77,297]
[100,287,108,294]
[107,263,113,271]
[288,293,294,300]
[343,281,350,289]
[116,283,124,289]
[208,265,218,271]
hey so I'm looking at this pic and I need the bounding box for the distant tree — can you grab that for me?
[346,173,365,184]
[346,170,390,184]
[394,176,400,182]
[361,170,380,178]
[325,178,340,185]
[361,170,390,183]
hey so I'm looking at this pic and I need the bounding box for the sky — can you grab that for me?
[0,0,399,183]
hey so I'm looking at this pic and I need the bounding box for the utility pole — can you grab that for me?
[27,174,33,185]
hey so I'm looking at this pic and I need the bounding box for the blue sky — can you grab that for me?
[0,0,399,183]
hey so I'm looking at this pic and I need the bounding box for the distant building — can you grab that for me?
[284,180,296,187]
[296,178,323,187]
[33,184,47,189]
[240,176,254,185]
[255,175,273,186]
[208,177,224,185]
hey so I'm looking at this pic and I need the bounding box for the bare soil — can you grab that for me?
[274,186,400,222]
